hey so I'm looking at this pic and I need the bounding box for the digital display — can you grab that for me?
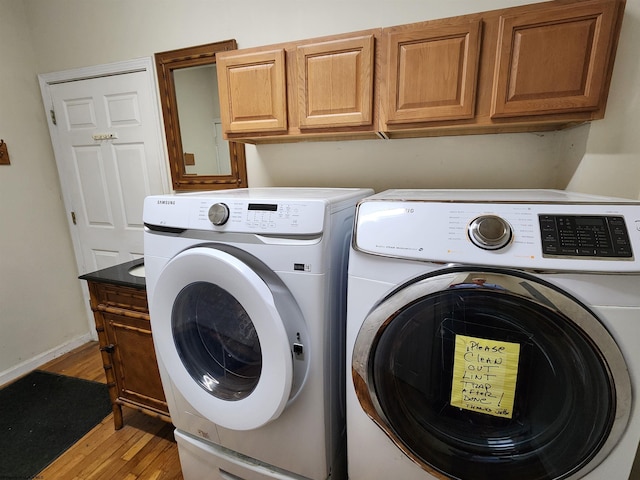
[575,217,605,227]
[248,203,278,212]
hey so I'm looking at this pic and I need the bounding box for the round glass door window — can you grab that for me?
[172,281,262,401]
[354,268,630,480]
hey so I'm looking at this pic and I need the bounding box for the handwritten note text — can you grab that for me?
[450,334,520,419]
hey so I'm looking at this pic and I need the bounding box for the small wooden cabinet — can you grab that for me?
[381,17,483,125]
[217,48,288,134]
[296,34,375,129]
[491,0,621,118]
[217,29,381,142]
[85,280,170,429]
[381,0,625,138]
[216,0,624,143]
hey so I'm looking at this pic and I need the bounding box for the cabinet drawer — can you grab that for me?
[91,283,148,312]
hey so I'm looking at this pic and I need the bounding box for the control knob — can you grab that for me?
[468,215,512,250]
[208,203,230,225]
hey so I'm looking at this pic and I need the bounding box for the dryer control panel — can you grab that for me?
[539,215,632,258]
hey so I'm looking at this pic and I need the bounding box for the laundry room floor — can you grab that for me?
[36,342,183,479]
[32,342,640,480]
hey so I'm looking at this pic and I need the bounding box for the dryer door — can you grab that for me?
[352,267,631,480]
[151,244,309,431]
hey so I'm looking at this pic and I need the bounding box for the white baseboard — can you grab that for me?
[0,333,95,387]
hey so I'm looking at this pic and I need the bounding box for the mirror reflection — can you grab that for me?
[155,40,247,191]
[173,64,231,176]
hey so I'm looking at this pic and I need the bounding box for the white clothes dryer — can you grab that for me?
[346,189,640,480]
[144,187,372,480]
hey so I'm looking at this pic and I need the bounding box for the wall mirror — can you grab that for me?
[155,40,247,191]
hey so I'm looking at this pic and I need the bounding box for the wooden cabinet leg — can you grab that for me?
[112,403,124,430]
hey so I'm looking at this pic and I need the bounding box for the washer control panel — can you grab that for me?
[195,199,326,234]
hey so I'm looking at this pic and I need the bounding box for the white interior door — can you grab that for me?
[40,59,169,274]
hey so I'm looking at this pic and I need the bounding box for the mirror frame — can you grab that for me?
[155,40,248,191]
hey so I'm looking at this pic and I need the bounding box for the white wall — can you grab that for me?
[0,0,636,379]
[0,0,91,384]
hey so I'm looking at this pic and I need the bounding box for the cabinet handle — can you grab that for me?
[100,344,115,354]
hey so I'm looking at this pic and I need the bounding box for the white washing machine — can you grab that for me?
[346,189,640,480]
[144,187,372,480]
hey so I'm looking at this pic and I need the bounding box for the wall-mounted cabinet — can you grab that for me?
[216,0,625,143]
[217,48,288,134]
[381,18,483,125]
[382,0,625,138]
[296,35,375,129]
[490,0,620,119]
[217,29,381,143]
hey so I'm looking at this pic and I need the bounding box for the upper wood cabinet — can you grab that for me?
[216,0,625,143]
[491,0,620,118]
[382,17,482,125]
[217,49,288,134]
[296,35,375,129]
[381,0,624,138]
[216,29,381,143]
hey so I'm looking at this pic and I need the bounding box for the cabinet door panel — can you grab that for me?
[297,35,375,128]
[491,0,618,118]
[107,315,168,414]
[384,20,482,124]
[217,49,287,133]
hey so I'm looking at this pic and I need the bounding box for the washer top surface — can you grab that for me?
[144,187,372,236]
[175,187,370,201]
[354,189,640,272]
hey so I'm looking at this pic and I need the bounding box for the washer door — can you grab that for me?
[151,244,309,431]
[352,267,631,480]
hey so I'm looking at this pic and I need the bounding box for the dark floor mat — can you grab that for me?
[0,370,111,478]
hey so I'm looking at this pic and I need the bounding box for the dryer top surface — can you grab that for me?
[368,189,640,204]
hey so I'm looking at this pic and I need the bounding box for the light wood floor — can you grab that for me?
[37,341,184,479]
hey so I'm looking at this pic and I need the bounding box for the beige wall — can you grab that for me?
[24,0,580,193]
[23,0,638,197]
[1,0,638,380]
[0,0,90,383]
[566,2,640,199]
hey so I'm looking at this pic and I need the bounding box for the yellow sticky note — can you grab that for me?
[450,334,520,419]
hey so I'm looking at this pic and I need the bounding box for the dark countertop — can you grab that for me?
[79,258,146,289]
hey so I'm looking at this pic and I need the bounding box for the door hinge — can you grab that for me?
[50,109,57,125]
[71,211,77,225]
